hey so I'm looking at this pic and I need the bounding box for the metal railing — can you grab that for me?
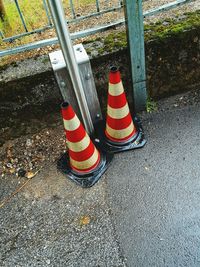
[0,0,194,57]
[0,0,123,43]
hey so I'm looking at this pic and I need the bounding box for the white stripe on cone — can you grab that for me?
[106,122,134,139]
[70,148,99,170]
[67,133,90,152]
[107,103,129,119]
[63,115,80,131]
[109,82,124,96]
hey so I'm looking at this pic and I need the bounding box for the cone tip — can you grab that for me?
[109,66,121,84]
[110,66,119,73]
[61,101,70,109]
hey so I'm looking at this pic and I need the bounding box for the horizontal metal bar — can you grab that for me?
[2,25,52,43]
[0,19,125,57]
[68,6,122,23]
[143,0,193,17]
[0,38,58,57]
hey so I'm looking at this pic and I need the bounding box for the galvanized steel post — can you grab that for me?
[47,0,94,134]
[124,0,147,111]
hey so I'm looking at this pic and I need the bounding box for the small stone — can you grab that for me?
[162,21,169,26]
[26,139,33,147]
[29,162,33,169]
[46,259,51,265]
[6,163,13,168]
[18,168,26,177]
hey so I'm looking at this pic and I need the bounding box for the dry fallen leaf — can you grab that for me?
[7,149,12,158]
[0,168,42,209]
[80,215,91,226]
[9,168,15,174]
[26,170,39,179]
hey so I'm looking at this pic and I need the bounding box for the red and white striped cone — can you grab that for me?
[57,102,113,187]
[95,66,146,153]
[105,67,137,144]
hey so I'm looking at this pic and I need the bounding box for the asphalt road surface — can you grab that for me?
[107,98,200,267]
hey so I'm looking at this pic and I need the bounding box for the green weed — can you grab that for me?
[146,97,157,113]
[0,0,93,39]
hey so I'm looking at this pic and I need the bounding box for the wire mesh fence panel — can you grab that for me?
[0,0,199,57]
[0,0,123,41]
[0,0,52,39]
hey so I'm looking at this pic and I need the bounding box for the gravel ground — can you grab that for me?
[0,127,65,181]
[0,86,200,181]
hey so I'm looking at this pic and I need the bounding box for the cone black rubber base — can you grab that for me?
[94,116,147,153]
[57,148,113,188]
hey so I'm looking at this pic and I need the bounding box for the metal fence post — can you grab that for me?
[124,0,147,111]
[47,0,94,134]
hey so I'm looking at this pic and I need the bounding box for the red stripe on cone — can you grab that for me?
[108,93,127,109]
[69,141,95,161]
[65,124,86,143]
[106,113,132,130]
[61,102,101,173]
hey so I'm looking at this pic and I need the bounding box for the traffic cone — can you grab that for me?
[95,66,146,153]
[57,102,113,187]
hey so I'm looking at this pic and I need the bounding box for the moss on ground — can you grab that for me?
[144,10,200,41]
[85,10,200,56]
